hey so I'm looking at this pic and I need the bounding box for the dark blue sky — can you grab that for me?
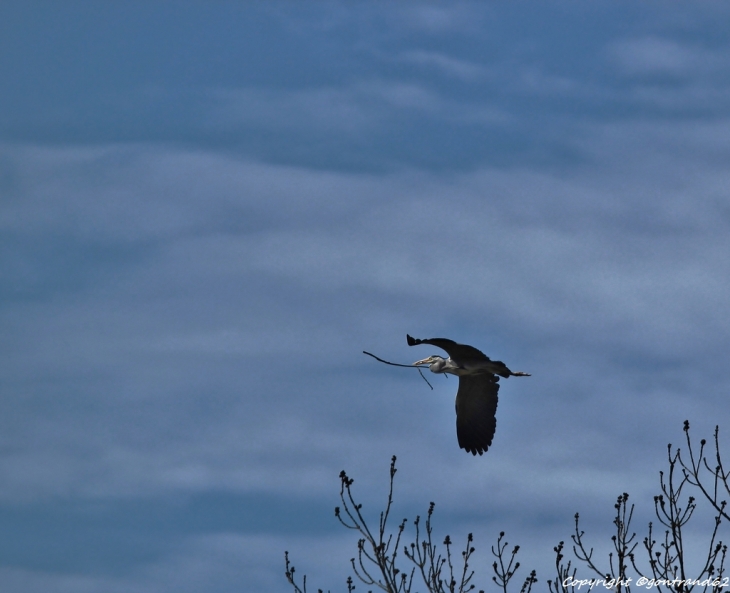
[2,2,730,591]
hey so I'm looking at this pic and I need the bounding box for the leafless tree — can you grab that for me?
[286,422,728,593]
[549,422,727,593]
[286,455,535,593]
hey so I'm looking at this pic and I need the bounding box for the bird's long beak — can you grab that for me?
[413,357,431,366]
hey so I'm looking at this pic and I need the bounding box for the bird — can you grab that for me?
[407,334,530,456]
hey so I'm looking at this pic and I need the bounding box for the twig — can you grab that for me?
[363,351,434,390]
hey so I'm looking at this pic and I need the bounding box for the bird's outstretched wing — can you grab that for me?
[455,374,499,456]
[406,334,489,361]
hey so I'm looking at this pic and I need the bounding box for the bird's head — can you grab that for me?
[413,355,445,369]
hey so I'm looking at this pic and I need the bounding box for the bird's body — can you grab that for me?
[407,334,530,456]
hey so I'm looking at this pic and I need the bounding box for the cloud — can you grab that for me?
[602,37,730,113]
[397,50,487,81]
[4,4,730,592]
[205,80,476,138]
[3,117,730,516]
[386,4,483,34]
[0,533,355,593]
[608,37,724,79]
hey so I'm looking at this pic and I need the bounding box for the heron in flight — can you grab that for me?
[408,334,530,456]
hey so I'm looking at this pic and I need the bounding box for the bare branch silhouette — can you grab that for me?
[287,422,730,593]
[363,350,435,390]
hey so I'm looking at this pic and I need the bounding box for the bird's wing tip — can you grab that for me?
[462,447,486,456]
